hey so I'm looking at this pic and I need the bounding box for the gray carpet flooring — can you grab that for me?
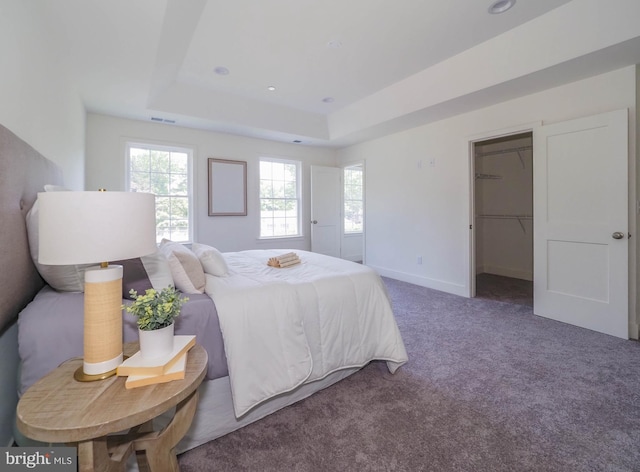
[475,273,533,307]
[178,276,640,471]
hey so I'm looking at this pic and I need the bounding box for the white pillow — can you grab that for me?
[191,243,228,277]
[115,250,175,299]
[158,239,206,294]
[43,184,70,192]
[26,187,92,292]
[141,251,174,289]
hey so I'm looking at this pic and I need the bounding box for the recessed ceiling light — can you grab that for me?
[322,97,335,103]
[214,66,229,76]
[327,40,342,48]
[267,85,276,91]
[488,0,515,14]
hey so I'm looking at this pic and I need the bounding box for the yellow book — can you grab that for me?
[117,335,196,377]
[125,353,187,389]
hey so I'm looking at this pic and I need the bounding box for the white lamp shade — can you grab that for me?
[37,191,157,265]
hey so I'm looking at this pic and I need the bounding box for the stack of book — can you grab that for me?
[267,252,301,268]
[117,335,196,389]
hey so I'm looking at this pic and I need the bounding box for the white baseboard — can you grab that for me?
[369,265,468,297]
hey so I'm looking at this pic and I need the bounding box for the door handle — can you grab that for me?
[612,232,625,239]
[311,220,318,224]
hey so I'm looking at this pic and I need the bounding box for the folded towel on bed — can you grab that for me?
[267,252,301,268]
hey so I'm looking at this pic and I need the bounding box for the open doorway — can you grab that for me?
[342,163,364,263]
[473,132,533,306]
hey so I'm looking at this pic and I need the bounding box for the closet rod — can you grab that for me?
[475,173,502,180]
[475,214,532,219]
[475,145,532,158]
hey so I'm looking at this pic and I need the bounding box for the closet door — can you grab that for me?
[533,109,628,338]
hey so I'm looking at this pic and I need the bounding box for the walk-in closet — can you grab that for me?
[474,132,533,306]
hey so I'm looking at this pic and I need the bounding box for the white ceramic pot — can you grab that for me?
[138,323,175,360]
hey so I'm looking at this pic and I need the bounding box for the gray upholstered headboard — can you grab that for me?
[0,124,63,333]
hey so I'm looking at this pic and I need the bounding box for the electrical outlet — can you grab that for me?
[416,256,423,265]
[428,157,436,167]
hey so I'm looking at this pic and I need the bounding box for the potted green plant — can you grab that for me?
[124,286,188,359]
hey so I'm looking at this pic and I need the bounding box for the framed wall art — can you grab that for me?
[208,158,247,216]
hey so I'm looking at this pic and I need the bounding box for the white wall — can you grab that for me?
[0,1,86,446]
[337,67,637,315]
[0,0,85,446]
[85,114,337,252]
[0,0,85,189]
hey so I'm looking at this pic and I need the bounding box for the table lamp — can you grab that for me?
[37,190,157,381]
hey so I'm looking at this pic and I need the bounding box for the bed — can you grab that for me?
[0,124,63,446]
[2,123,408,455]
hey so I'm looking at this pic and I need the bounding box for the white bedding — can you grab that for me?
[205,250,408,417]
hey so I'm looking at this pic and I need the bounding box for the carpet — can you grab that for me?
[178,277,640,471]
[475,273,533,307]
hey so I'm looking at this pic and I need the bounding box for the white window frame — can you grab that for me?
[125,142,194,244]
[343,164,364,235]
[259,157,302,239]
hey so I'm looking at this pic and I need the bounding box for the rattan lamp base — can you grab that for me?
[77,265,125,382]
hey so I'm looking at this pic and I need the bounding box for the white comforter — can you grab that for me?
[205,250,408,417]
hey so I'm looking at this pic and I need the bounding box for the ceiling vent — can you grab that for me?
[150,117,176,124]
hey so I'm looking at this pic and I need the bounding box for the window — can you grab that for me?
[259,158,301,238]
[344,165,363,234]
[126,143,193,243]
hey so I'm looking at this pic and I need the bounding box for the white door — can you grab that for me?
[310,166,341,257]
[533,109,628,338]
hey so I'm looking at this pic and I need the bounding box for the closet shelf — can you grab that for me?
[475,214,532,233]
[475,173,502,180]
[476,214,532,219]
[474,145,532,158]
[476,145,531,169]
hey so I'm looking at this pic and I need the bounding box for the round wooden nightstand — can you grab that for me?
[16,342,207,472]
